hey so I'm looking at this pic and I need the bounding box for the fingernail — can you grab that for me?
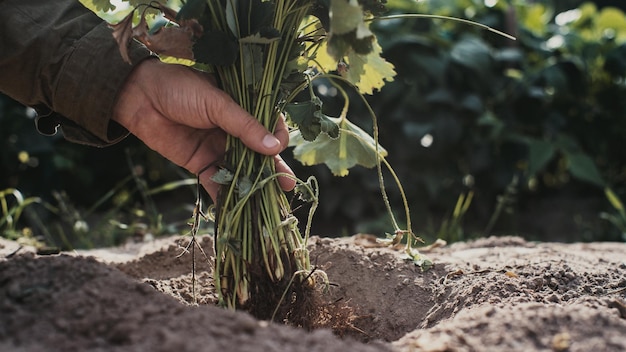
[263,134,280,149]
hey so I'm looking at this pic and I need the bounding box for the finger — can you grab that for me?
[199,170,220,202]
[197,88,284,156]
[274,155,296,191]
[177,65,288,156]
[273,115,290,151]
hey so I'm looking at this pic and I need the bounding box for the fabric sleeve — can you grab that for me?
[0,0,154,146]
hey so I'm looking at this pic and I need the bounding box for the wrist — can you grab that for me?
[112,57,160,128]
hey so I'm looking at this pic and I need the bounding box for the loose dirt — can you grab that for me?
[1,234,625,351]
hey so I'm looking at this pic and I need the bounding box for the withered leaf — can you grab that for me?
[156,3,203,37]
[109,10,136,64]
[154,3,178,22]
[141,26,194,60]
[110,6,198,63]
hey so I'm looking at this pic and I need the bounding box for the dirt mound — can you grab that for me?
[1,235,625,351]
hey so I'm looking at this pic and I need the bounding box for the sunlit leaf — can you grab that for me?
[345,38,396,94]
[520,3,550,36]
[312,40,339,72]
[80,0,116,13]
[330,0,370,35]
[290,117,386,176]
[605,188,625,212]
[327,0,375,60]
[597,7,626,32]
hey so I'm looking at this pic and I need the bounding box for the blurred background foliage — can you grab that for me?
[2,0,625,250]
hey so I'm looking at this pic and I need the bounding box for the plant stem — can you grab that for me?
[208,0,317,316]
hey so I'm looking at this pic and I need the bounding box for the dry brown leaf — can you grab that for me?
[109,10,136,64]
[110,5,200,63]
[155,3,203,37]
[142,27,194,60]
[155,3,178,22]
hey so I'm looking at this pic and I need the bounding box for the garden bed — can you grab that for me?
[1,234,625,351]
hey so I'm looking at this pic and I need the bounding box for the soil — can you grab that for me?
[1,234,625,351]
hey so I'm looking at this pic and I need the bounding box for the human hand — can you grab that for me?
[112,59,296,201]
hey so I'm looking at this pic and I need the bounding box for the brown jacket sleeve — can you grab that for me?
[0,0,153,146]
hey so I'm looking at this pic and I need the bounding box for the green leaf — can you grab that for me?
[242,44,264,86]
[527,139,555,176]
[565,152,605,187]
[605,188,625,213]
[285,98,340,141]
[327,31,374,60]
[294,178,317,202]
[450,37,493,78]
[597,7,626,32]
[193,31,239,66]
[211,169,235,185]
[357,0,387,16]
[238,0,276,37]
[345,38,396,95]
[520,3,551,36]
[237,177,253,198]
[289,117,387,176]
[326,0,375,60]
[177,0,206,20]
[554,134,580,154]
[329,0,370,35]
[239,33,281,44]
[80,0,116,13]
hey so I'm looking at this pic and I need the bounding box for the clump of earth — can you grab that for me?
[1,234,625,351]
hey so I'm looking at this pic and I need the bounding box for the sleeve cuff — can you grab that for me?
[48,22,154,146]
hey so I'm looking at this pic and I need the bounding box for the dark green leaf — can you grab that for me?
[193,31,238,66]
[311,0,330,30]
[237,177,253,197]
[566,152,605,187]
[295,179,316,202]
[604,44,626,76]
[285,99,339,141]
[211,169,234,185]
[237,0,275,37]
[449,36,493,77]
[177,0,206,20]
[358,0,387,16]
[527,139,555,176]
[554,134,580,154]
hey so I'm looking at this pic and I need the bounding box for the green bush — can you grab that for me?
[293,0,626,242]
[2,0,625,245]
